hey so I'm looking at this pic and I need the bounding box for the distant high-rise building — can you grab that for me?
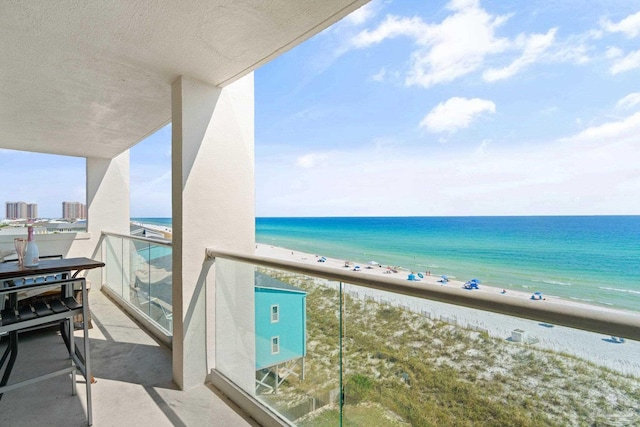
[5,201,37,219]
[26,203,38,219]
[62,201,87,220]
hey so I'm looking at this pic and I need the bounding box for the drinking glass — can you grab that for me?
[14,237,27,268]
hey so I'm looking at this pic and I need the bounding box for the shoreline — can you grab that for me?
[255,243,636,316]
[128,222,639,376]
[256,243,640,377]
[130,221,634,317]
[131,219,635,317]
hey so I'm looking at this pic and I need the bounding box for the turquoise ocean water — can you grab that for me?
[133,216,640,312]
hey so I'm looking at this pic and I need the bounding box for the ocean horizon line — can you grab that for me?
[133,214,640,219]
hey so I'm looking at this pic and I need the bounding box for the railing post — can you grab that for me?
[339,280,344,426]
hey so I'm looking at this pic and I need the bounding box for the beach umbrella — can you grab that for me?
[441,275,448,280]
[470,278,481,284]
[367,261,379,266]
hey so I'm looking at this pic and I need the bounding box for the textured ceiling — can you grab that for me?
[0,0,368,158]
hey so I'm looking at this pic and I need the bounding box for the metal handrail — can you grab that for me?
[101,231,172,246]
[206,247,640,341]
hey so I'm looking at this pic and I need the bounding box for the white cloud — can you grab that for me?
[342,1,381,26]
[310,1,384,77]
[483,28,557,82]
[559,111,640,145]
[371,68,386,82]
[616,92,640,109]
[371,136,400,150]
[601,11,640,38]
[256,134,640,217]
[350,0,511,88]
[406,1,511,87]
[296,153,330,169]
[349,0,580,87]
[544,37,590,65]
[476,139,491,155]
[289,107,328,122]
[605,46,623,58]
[610,49,640,74]
[420,97,496,133]
[350,15,428,47]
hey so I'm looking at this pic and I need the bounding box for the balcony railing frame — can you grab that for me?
[99,243,638,427]
[102,231,172,247]
[206,247,640,341]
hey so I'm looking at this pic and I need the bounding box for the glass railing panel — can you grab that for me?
[147,242,172,332]
[103,234,124,297]
[102,232,173,335]
[340,284,640,426]
[130,240,151,318]
[129,239,173,334]
[215,260,342,425]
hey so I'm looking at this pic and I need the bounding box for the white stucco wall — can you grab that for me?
[83,153,131,288]
[171,74,256,390]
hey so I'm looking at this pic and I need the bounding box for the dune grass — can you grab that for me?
[259,269,640,426]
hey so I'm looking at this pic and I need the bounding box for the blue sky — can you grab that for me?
[2,0,639,218]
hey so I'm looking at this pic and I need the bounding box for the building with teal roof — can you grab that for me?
[254,272,307,393]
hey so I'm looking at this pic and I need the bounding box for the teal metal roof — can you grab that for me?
[254,272,307,294]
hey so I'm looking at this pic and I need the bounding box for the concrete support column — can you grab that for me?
[83,152,131,288]
[171,74,255,390]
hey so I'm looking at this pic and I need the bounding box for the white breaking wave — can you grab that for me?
[599,287,640,296]
[569,297,594,303]
[532,279,574,286]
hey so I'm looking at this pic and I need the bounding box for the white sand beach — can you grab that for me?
[256,243,640,377]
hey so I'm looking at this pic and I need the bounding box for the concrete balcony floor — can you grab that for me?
[0,289,259,427]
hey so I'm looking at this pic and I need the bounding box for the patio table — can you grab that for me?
[0,257,104,426]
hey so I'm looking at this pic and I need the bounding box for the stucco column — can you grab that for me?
[83,152,131,289]
[171,74,255,390]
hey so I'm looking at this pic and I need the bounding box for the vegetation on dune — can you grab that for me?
[259,269,640,426]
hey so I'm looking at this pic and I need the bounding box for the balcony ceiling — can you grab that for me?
[0,0,368,159]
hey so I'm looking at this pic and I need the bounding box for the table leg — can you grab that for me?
[68,318,77,396]
[0,331,18,401]
[82,284,92,426]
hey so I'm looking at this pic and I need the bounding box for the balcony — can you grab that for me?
[1,2,371,423]
[0,282,255,426]
[1,232,639,426]
[2,2,639,426]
